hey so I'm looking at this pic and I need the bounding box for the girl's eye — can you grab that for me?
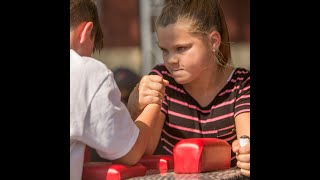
[177,47,188,52]
[160,48,168,55]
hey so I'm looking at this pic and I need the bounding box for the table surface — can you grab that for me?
[127,167,248,180]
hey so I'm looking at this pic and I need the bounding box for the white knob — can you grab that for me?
[239,135,250,147]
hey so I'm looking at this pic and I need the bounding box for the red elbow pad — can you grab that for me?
[106,163,146,180]
[138,155,174,173]
[173,138,231,174]
[82,162,112,180]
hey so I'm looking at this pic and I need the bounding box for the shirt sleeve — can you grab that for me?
[82,73,139,160]
[234,72,250,117]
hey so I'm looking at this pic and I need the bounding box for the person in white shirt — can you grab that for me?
[70,1,167,180]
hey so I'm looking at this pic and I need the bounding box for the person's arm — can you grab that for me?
[79,68,163,166]
[112,104,161,165]
[232,112,250,177]
[234,112,250,139]
[127,75,168,120]
[127,84,143,120]
[232,70,250,177]
[144,112,166,155]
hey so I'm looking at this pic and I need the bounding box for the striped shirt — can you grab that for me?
[150,64,250,167]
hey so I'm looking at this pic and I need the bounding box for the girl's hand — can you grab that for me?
[127,75,168,119]
[232,139,250,177]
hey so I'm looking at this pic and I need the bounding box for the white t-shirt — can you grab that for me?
[70,49,139,180]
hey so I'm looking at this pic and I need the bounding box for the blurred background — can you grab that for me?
[92,0,250,76]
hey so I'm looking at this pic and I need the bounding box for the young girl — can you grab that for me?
[128,0,250,177]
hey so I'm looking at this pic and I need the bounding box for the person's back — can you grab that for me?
[70,50,140,180]
[89,67,141,162]
[70,51,100,178]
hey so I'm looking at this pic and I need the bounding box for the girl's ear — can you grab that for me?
[208,31,221,50]
[79,22,93,44]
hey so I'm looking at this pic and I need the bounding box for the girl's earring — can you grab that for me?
[212,44,216,52]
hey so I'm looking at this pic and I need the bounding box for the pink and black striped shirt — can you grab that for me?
[150,64,250,167]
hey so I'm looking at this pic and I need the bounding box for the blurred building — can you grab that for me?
[93,0,250,75]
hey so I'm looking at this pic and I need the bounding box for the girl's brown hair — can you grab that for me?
[156,0,231,67]
[70,0,103,52]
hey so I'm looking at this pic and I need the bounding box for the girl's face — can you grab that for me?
[157,23,215,85]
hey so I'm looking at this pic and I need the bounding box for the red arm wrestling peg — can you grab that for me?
[82,162,146,180]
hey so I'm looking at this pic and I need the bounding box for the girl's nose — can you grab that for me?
[166,54,179,64]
